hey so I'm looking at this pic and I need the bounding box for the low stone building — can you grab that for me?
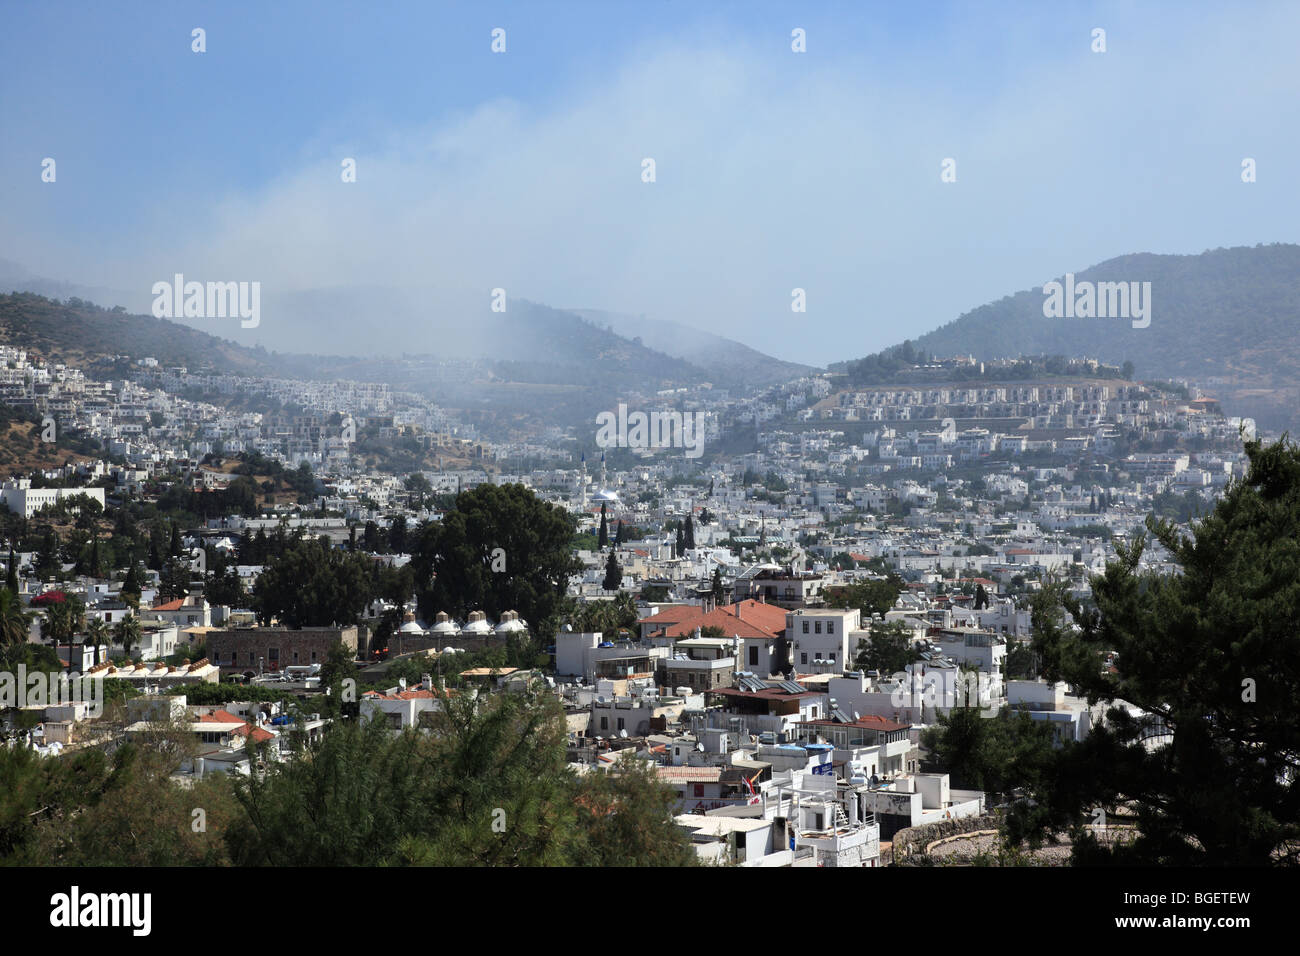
[208,626,358,677]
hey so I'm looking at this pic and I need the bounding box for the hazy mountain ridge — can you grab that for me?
[572,308,817,386]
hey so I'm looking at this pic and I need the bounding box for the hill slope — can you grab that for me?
[843,244,1300,431]
[910,244,1300,383]
[0,292,282,375]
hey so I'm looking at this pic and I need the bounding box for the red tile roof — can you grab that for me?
[363,688,436,700]
[639,600,787,640]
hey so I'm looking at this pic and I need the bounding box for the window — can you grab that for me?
[827,622,834,634]
[600,717,608,730]
[694,784,705,797]
[617,718,625,731]
[802,621,809,634]
[815,621,822,634]
[749,645,759,666]
[829,652,836,661]
[801,653,808,665]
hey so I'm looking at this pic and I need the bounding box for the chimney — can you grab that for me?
[736,602,742,622]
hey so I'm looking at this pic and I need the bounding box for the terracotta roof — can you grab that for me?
[656,766,724,782]
[635,604,695,625]
[641,600,787,640]
[151,598,185,611]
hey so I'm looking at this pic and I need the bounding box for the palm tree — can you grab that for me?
[39,599,77,646]
[86,617,110,650]
[0,588,33,649]
[115,614,142,660]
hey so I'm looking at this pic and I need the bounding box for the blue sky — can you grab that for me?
[2,0,1299,365]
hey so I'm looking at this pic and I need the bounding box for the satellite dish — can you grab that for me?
[619,729,628,738]
[695,742,705,752]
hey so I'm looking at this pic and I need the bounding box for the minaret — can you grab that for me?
[579,452,588,511]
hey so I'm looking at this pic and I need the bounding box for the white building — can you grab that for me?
[0,480,106,519]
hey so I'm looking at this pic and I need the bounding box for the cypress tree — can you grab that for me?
[6,543,17,593]
[598,503,608,549]
[602,551,622,591]
[122,561,142,600]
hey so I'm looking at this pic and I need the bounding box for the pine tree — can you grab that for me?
[598,503,608,550]
[1015,436,1300,865]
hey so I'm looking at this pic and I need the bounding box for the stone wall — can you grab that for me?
[889,812,1001,865]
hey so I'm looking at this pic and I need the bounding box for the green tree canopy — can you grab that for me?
[252,538,378,628]
[826,576,904,620]
[411,483,581,634]
[1014,436,1300,865]
[851,619,916,675]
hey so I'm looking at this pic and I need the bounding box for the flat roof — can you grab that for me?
[674,815,772,836]
[708,686,820,700]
